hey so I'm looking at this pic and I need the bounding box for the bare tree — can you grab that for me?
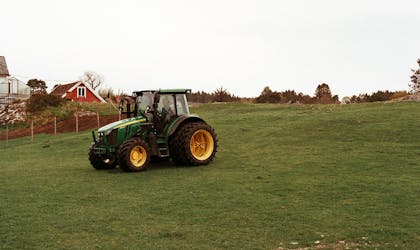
[81,71,103,90]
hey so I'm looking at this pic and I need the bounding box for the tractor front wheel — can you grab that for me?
[88,148,117,170]
[119,138,151,172]
[169,122,217,166]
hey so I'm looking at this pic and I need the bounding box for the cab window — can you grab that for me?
[136,92,153,114]
[157,95,176,116]
[176,94,189,115]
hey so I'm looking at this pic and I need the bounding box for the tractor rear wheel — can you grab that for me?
[169,122,217,166]
[119,138,151,172]
[88,148,117,170]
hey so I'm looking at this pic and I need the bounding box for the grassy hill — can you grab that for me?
[1,102,420,249]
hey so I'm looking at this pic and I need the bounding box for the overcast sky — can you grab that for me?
[2,0,420,98]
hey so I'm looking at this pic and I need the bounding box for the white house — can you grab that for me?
[0,56,30,104]
[0,56,10,93]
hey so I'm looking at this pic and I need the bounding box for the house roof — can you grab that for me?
[50,81,78,96]
[50,81,106,103]
[0,56,10,76]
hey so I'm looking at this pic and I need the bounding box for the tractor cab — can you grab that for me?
[120,89,191,134]
[120,90,190,120]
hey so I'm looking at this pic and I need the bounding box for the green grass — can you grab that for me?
[1,102,420,249]
[32,101,119,121]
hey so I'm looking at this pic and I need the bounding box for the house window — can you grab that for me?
[77,87,86,97]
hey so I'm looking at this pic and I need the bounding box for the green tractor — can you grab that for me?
[88,89,217,172]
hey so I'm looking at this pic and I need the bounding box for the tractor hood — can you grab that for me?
[98,116,147,133]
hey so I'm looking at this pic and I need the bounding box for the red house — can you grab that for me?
[50,81,106,103]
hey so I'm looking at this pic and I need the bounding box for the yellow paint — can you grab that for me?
[130,146,147,167]
[190,129,214,161]
[115,119,146,129]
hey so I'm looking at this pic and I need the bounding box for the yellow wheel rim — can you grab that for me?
[130,146,147,167]
[190,129,214,161]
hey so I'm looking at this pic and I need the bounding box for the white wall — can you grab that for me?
[0,77,30,95]
[0,77,8,94]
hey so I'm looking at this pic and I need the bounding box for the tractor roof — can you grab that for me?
[133,89,191,96]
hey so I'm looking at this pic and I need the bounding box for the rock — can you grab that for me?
[0,102,27,125]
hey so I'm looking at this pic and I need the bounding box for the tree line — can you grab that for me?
[187,87,240,103]
[188,84,408,104]
[255,84,339,104]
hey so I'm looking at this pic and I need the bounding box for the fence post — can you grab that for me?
[54,117,57,136]
[75,114,79,134]
[6,123,8,145]
[31,120,34,142]
[97,112,100,129]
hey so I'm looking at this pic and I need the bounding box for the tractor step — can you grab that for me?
[158,147,170,157]
[157,137,170,157]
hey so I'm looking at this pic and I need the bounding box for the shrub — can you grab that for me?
[26,94,64,113]
[256,87,281,103]
[212,87,239,102]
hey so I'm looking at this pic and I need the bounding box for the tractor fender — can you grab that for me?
[167,115,205,137]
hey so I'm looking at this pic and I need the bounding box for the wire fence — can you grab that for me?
[0,112,121,146]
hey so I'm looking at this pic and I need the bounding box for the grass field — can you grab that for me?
[1,102,420,249]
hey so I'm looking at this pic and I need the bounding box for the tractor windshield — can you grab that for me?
[136,92,154,115]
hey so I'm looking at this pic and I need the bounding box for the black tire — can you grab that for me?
[88,148,117,170]
[169,122,217,166]
[118,138,151,172]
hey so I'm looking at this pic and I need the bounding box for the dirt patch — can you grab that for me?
[0,114,120,140]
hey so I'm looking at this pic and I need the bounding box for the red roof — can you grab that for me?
[50,81,79,96]
[49,81,106,103]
